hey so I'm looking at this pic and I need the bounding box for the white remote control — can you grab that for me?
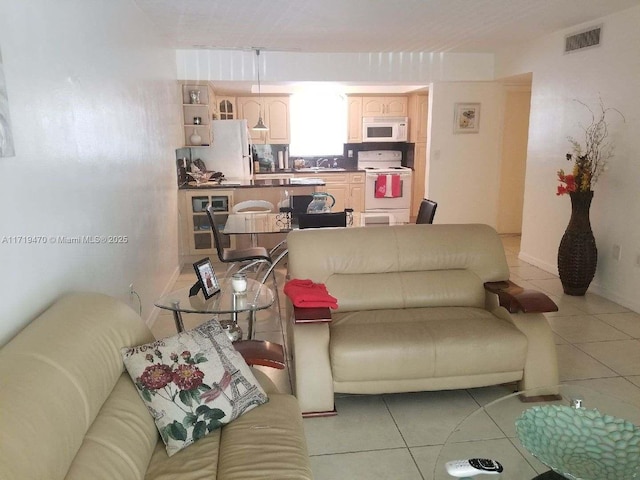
[445,458,503,477]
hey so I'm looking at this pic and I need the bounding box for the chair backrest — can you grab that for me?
[298,212,347,229]
[232,200,274,213]
[290,195,314,215]
[205,204,227,262]
[416,199,437,224]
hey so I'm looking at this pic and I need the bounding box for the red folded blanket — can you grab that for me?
[283,279,338,309]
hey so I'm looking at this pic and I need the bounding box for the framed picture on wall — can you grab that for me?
[453,103,481,134]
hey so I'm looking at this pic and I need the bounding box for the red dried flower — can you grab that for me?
[556,171,577,196]
[173,364,204,390]
[139,364,173,390]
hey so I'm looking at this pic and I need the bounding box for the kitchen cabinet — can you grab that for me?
[348,172,365,212]
[237,96,290,144]
[216,96,237,120]
[408,94,429,143]
[347,96,363,143]
[411,142,428,218]
[293,172,364,213]
[181,83,214,147]
[179,190,235,261]
[362,96,408,117]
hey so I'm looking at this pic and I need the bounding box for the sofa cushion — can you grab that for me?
[66,374,158,479]
[287,224,510,313]
[144,392,312,480]
[330,307,528,382]
[326,270,487,312]
[122,320,268,457]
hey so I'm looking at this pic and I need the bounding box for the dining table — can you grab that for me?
[222,210,396,237]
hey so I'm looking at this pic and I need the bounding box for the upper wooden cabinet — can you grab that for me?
[347,96,363,143]
[216,96,237,120]
[237,96,290,144]
[361,96,408,117]
[408,94,429,143]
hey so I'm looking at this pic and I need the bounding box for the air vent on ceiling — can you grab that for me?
[564,25,602,53]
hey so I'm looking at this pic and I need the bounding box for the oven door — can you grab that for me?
[364,171,412,210]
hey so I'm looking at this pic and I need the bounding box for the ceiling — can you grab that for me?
[133,0,639,53]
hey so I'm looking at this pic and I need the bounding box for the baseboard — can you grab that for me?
[517,252,557,274]
[145,264,181,329]
[518,252,640,313]
[587,281,640,314]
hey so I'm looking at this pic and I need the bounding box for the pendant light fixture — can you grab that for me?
[252,49,269,131]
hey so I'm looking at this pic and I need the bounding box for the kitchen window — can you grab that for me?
[289,91,347,156]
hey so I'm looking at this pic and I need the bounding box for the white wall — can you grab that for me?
[0,0,181,345]
[176,50,495,83]
[426,82,504,227]
[495,6,640,310]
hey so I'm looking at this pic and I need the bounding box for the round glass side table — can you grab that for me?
[155,277,273,338]
[435,384,640,479]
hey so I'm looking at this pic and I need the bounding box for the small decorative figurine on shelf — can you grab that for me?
[189,90,200,104]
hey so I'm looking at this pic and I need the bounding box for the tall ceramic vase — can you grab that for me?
[557,190,597,295]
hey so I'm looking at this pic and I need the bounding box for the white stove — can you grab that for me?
[358,150,412,223]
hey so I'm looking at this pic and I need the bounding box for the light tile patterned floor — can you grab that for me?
[151,235,640,480]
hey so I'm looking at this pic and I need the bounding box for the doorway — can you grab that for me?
[496,74,532,235]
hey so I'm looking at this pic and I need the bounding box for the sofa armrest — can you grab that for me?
[484,281,558,314]
[288,307,335,415]
[293,306,332,324]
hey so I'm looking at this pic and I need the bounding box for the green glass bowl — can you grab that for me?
[515,405,640,479]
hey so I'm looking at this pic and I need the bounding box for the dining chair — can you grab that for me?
[298,211,347,229]
[290,195,314,215]
[231,200,275,248]
[206,204,272,275]
[232,199,275,213]
[206,204,283,336]
[416,198,438,224]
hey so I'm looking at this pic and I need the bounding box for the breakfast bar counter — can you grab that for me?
[180,177,326,189]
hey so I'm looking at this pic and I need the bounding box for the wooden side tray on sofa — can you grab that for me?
[234,340,286,369]
[484,280,558,314]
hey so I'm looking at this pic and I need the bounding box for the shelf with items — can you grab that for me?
[181,83,214,147]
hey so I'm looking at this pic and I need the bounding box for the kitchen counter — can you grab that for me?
[254,168,364,174]
[180,178,327,190]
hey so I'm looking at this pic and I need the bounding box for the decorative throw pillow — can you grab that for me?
[121,319,268,456]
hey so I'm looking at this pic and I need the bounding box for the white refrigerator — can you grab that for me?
[198,120,252,181]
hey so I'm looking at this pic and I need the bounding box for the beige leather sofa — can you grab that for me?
[286,224,559,415]
[0,292,312,480]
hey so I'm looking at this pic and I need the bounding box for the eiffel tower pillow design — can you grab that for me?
[121,319,268,456]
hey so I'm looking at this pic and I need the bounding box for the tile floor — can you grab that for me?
[151,235,640,480]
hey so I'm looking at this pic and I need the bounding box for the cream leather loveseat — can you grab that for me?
[286,224,559,415]
[0,292,312,480]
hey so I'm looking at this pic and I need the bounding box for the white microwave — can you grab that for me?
[362,116,408,142]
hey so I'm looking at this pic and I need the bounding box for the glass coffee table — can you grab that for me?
[155,278,285,369]
[155,277,273,336]
[435,384,640,479]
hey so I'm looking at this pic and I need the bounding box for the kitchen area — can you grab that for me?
[176,82,429,263]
